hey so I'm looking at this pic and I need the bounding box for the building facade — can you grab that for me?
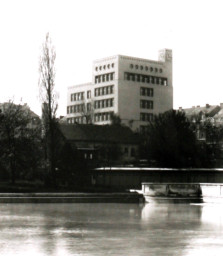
[67,49,173,131]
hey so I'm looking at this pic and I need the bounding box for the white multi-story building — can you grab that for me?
[67,49,173,131]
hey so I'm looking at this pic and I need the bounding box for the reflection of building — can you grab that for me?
[59,124,139,165]
[67,49,173,131]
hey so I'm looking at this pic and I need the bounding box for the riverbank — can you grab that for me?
[0,192,145,203]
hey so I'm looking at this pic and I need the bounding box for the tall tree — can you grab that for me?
[110,113,122,126]
[143,110,202,168]
[0,101,42,183]
[38,33,58,186]
[190,117,223,166]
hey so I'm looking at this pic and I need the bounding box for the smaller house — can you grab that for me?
[179,104,221,141]
[59,124,139,166]
[180,104,220,123]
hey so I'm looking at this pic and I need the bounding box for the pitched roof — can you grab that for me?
[181,105,220,117]
[214,108,223,118]
[59,124,139,144]
[0,102,39,119]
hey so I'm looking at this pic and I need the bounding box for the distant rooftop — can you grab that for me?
[59,124,139,144]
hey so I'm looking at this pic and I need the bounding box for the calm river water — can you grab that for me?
[0,203,223,255]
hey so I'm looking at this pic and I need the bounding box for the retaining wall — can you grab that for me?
[90,169,223,189]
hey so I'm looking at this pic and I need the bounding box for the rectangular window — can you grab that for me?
[87,90,91,99]
[124,72,167,86]
[140,87,154,97]
[140,113,153,122]
[140,113,145,121]
[140,100,153,109]
[94,85,114,97]
[148,88,154,97]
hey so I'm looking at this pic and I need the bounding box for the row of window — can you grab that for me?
[140,113,154,122]
[95,72,114,84]
[130,64,163,73]
[67,103,92,114]
[67,116,86,124]
[68,97,114,114]
[95,63,114,71]
[95,85,114,97]
[140,100,153,109]
[70,92,84,102]
[68,113,154,124]
[94,98,114,109]
[67,104,84,114]
[124,72,168,86]
[94,111,114,122]
[140,87,154,97]
[70,91,91,102]
[67,111,114,124]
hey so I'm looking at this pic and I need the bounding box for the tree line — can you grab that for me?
[0,34,84,189]
[140,110,223,168]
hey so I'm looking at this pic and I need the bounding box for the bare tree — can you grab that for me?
[38,33,58,186]
[80,100,95,124]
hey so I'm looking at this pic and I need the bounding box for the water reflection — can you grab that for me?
[0,203,222,255]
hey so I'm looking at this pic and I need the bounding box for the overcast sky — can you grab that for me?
[1,0,223,116]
